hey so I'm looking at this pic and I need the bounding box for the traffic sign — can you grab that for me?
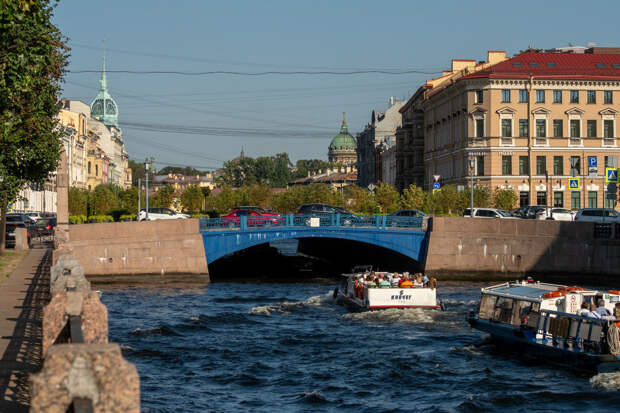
[367,183,375,192]
[568,178,581,191]
[432,188,440,194]
[7,203,13,211]
[588,156,598,176]
[588,156,598,167]
[433,174,441,182]
[606,168,619,183]
[433,182,440,189]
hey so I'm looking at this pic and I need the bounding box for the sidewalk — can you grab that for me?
[0,248,50,413]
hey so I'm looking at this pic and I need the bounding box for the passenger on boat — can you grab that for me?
[400,277,413,288]
[587,303,602,319]
[413,276,422,288]
[577,301,590,317]
[596,299,612,317]
[391,273,401,287]
[423,274,429,287]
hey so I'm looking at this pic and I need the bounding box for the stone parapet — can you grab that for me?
[30,343,140,413]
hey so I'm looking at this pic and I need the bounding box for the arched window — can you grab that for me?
[95,164,99,176]
[88,161,91,174]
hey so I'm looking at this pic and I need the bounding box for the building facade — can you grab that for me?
[328,114,357,165]
[421,49,620,210]
[356,98,404,186]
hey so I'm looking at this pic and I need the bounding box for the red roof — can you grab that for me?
[461,51,620,81]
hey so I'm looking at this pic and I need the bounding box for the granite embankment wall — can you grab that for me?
[62,219,209,282]
[425,217,620,279]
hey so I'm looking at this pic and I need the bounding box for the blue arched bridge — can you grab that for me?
[198,214,430,265]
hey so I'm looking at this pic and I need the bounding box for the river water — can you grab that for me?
[101,281,620,412]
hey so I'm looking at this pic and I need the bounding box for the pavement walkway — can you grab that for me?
[0,248,50,413]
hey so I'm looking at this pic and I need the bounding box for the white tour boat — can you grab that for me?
[333,266,443,311]
[468,279,620,372]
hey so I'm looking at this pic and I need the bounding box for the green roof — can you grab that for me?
[329,119,356,149]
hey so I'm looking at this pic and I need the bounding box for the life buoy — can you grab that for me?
[609,290,620,295]
[543,290,566,299]
[566,286,585,292]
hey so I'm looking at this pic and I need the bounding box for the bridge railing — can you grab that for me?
[199,214,424,232]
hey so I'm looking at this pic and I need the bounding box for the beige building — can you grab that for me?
[411,48,620,210]
[58,108,89,189]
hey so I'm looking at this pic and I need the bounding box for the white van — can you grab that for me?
[463,208,517,219]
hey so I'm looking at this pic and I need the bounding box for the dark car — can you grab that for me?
[35,217,57,238]
[220,208,282,228]
[5,215,34,248]
[521,205,551,219]
[296,203,362,226]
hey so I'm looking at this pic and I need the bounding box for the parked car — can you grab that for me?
[574,208,620,223]
[220,207,282,227]
[138,208,190,221]
[463,208,517,218]
[389,209,427,217]
[519,205,552,219]
[35,217,57,237]
[535,208,574,221]
[25,212,45,222]
[5,215,34,248]
[296,203,361,226]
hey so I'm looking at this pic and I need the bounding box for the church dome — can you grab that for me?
[329,117,356,150]
[90,46,119,128]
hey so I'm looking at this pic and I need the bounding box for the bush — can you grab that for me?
[69,215,87,225]
[87,215,114,223]
[106,208,131,222]
[119,214,137,221]
[191,213,211,219]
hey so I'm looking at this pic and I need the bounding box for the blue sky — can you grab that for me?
[53,0,620,170]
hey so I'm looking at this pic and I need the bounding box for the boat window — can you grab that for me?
[479,294,497,319]
[493,297,514,323]
[514,300,533,326]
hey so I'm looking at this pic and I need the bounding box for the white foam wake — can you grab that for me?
[590,372,620,390]
[342,307,435,324]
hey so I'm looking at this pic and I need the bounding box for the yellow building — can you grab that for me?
[417,48,620,210]
[85,135,110,191]
[58,107,89,189]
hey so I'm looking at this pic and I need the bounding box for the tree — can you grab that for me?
[152,184,176,208]
[200,186,211,210]
[493,188,518,210]
[401,184,427,211]
[68,188,89,216]
[180,185,203,212]
[119,186,140,214]
[292,159,333,179]
[128,159,145,186]
[375,183,401,213]
[0,0,69,254]
[91,185,117,215]
[158,166,206,176]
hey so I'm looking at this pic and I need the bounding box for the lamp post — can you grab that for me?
[144,158,150,221]
[469,157,475,213]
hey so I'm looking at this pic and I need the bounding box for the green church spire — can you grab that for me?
[90,40,119,128]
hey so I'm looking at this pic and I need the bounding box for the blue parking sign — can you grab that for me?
[588,156,597,167]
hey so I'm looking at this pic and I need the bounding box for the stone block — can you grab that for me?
[42,291,108,356]
[30,343,139,413]
[14,227,30,250]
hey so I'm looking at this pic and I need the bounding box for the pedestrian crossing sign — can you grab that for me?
[432,188,440,194]
[606,168,619,183]
[568,178,581,191]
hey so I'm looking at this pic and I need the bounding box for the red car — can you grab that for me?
[220,207,282,228]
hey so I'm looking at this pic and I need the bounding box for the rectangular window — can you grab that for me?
[570,156,581,175]
[519,119,529,137]
[587,90,596,104]
[605,197,615,209]
[536,156,546,175]
[501,89,510,103]
[554,191,564,207]
[605,156,618,168]
[553,90,562,103]
[604,90,613,104]
[519,192,529,208]
[536,119,546,137]
[553,119,563,137]
[502,155,512,175]
[604,119,614,138]
[570,119,580,138]
[501,119,512,137]
[571,191,581,210]
[519,156,529,175]
[553,156,563,175]
[570,90,579,103]
[519,89,528,103]
[536,90,545,103]
[475,90,483,104]
[475,118,484,138]
[588,191,598,208]
[587,120,597,137]
[537,191,547,206]
[476,155,484,176]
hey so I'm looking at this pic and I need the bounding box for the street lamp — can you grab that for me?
[469,157,475,213]
[144,158,150,221]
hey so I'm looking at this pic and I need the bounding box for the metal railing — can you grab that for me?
[199,214,424,232]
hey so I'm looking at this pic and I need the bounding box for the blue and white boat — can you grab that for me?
[468,280,620,372]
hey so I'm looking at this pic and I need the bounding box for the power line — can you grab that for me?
[71,68,442,76]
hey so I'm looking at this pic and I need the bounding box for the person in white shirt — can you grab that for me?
[577,301,590,317]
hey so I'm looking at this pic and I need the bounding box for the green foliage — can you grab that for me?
[68,188,89,216]
[180,184,203,212]
[375,183,401,213]
[0,0,69,253]
[128,159,146,186]
[220,153,292,188]
[291,159,334,179]
[106,208,130,222]
[158,166,207,176]
[152,184,176,208]
[401,184,427,211]
[492,188,518,210]
[119,214,136,221]
[91,185,117,215]
[87,215,114,223]
[69,215,87,225]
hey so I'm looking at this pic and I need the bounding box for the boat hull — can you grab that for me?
[335,287,442,311]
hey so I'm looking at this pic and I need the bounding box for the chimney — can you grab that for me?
[487,51,506,64]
